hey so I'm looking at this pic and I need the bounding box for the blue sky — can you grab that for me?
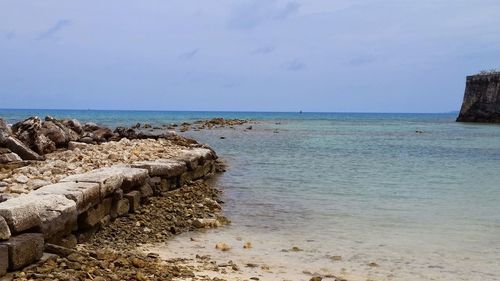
[1,0,499,112]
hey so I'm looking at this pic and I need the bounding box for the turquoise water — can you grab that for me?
[2,109,500,280]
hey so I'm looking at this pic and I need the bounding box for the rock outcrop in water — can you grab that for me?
[457,72,500,122]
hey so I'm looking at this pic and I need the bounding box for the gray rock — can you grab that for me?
[61,168,125,198]
[0,133,44,161]
[457,73,500,122]
[139,183,154,198]
[0,194,77,237]
[125,191,141,213]
[0,118,11,135]
[62,119,83,134]
[0,244,8,276]
[0,152,22,164]
[33,182,100,215]
[0,216,11,240]
[79,198,112,229]
[110,198,130,219]
[68,141,89,150]
[0,233,44,271]
[93,166,148,190]
[132,159,187,177]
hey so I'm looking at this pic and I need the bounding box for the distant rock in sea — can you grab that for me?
[457,71,500,123]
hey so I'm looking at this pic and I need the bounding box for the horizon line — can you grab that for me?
[0,108,459,115]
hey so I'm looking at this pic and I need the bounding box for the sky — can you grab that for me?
[0,0,499,113]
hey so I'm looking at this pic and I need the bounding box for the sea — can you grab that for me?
[1,109,499,281]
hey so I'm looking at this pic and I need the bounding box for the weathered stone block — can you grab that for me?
[0,244,7,277]
[139,183,154,199]
[96,166,148,191]
[78,198,112,229]
[111,199,129,219]
[33,182,100,215]
[1,233,44,271]
[0,194,77,237]
[46,234,77,249]
[179,171,194,186]
[124,191,141,213]
[0,216,10,241]
[62,168,124,198]
[132,160,186,177]
[178,148,215,170]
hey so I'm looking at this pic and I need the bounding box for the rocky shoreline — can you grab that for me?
[0,116,238,280]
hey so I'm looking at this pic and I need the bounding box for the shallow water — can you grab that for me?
[2,109,500,280]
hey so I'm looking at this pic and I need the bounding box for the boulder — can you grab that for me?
[62,119,83,134]
[93,127,114,142]
[82,122,100,132]
[33,182,101,215]
[0,233,44,270]
[11,117,56,154]
[41,120,69,147]
[0,133,44,161]
[0,152,22,164]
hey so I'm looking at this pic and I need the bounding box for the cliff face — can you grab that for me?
[457,73,500,122]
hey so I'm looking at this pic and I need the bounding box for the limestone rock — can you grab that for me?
[62,119,84,134]
[94,166,148,190]
[0,133,44,161]
[0,216,11,240]
[0,118,11,135]
[0,233,44,270]
[62,168,125,198]
[33,182,101,214]
[132,160,187,177]
[79,198,112,229]
[457,73,500,122]
[125,191,141,213]
[0,194,77,237]
[0,152,22,164]
[68,141,89,150]
[0,244,8,276]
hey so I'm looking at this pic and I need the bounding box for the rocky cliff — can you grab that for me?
[457,73,500,122]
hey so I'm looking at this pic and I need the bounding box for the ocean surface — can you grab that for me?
[2,109,500,280]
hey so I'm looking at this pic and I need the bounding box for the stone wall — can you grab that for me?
[457,73,500,122]
[0,147,217,277]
